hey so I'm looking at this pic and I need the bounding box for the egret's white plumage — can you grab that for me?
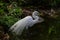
[9,11,44,35]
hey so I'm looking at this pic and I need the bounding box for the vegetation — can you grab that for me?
[0,0,60,40]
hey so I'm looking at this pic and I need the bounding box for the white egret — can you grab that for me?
[9,11,44,35]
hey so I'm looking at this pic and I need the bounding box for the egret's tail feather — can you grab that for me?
[9,22,17,31]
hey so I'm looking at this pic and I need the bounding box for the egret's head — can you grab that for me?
[32,11,39,16]
[32,11,40,19]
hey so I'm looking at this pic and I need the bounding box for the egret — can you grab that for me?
[9,11,44,35]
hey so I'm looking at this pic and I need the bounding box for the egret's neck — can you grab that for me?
[32,16,39,24]
[32,11,44,24]
[32,12,39,20]
[32,15,44,24]
[32,15,38,19]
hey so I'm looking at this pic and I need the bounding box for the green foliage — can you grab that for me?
[0,2,22,27]
[51,0,60,8]
[0,15,19,27]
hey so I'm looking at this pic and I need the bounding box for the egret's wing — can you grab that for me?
[10,16,33,35]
